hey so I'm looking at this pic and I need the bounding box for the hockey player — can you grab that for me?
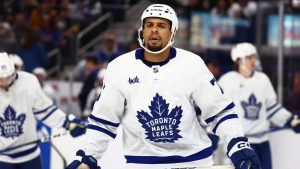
[0,52,86,169]
[218,42,300,169]
[67,4,261,169]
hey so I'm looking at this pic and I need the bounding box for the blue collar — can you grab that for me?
[135,47,176,67]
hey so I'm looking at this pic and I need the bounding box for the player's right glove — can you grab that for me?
[287,113,300,133]
[227,137,261,169]
[63,114,87,137]
[66,149,100,169]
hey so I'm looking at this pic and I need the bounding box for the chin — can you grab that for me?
[148,46,162,52]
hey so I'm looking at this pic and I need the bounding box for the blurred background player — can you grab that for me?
[218,42,300,169]
[82,68,106,119]
[67,4,261,169]
[77,55,100,114]
[32,67,57,102]
[10,54,24,71]
[0,52,86,169]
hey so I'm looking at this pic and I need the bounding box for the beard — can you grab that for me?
[148,44,162,52]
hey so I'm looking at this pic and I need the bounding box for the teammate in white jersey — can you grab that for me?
[0,52,86,169]
[67,4,261,169]
[218,42,300,169]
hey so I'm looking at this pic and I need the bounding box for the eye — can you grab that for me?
[145,23,153,28]
[158,23,167,28]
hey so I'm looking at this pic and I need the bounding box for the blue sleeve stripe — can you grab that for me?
[3,145,39,158]
[205,115,217,124]
[125,146,212,164]
[87,124,117,138]
[267,107,282,119]
[89,114,120,127]
[40,107,58,121]
[212,114,238,133]
[267,103,279,111]
[223,102,235,111]
[205,102,235,124]
[34,104,56,114]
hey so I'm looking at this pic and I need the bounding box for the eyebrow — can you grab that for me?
[145,21,168,25]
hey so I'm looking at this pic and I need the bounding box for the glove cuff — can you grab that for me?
[227,137,251,157]
[77,150,99,169]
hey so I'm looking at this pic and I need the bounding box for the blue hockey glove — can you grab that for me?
[66,149,100,169]
[287,113,300,133]
[227,137,261,169]
[63,114,87,137]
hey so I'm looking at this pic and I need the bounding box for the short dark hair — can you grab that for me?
[85,55,98,65]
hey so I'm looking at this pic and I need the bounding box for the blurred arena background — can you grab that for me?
[1,0,300,169]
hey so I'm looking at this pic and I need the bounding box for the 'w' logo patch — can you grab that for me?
[137,93,183,143]
[128,76,140,84]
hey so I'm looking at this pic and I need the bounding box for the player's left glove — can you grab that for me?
[63,114,87,137]
[66,149,100,169]
[287,113,300,133]
[227,137,261,169]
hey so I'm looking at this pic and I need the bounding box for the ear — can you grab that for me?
[139,30,143,39]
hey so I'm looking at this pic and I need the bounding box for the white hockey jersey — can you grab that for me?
[218,71,292,143]
[85,47,245,169]
[0,71,68,163]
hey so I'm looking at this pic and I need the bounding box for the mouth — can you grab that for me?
[149,36,160,44]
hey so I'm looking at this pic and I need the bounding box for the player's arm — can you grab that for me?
[193,59,261,169]
[31,75,85,137]
[67,65,124,169]
[264,75,300,133]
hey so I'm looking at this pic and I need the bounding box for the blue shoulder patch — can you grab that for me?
[136,93,182,143]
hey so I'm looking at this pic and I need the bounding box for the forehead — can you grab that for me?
[246,54,256,59]
[144,17,170,25]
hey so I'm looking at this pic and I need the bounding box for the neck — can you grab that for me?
[144,48,170,63]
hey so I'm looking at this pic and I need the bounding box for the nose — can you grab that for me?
[151,25,158,33]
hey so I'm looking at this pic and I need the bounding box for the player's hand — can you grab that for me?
[66,150,100,169]
[227,137,261,169]
[63,114,87,137]
[290,113,300,133]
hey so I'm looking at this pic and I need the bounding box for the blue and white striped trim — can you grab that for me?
[89,114,120,127]
[34,104,56,114]
[87,124,117,138]
[2,145,38,158]
[266,103,279,111]
[212,114,238,133]
[205,102,235,124]
[125,146,212,164]
[267,102,283,119]
[40,107,58,121]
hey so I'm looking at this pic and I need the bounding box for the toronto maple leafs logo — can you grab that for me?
[137,93,183,143]
[0,105,26,138]
[241,94,262,120]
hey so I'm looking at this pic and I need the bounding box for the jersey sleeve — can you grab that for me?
[84,63,125,160]
[31,76,67,128]
[192,59,244,145]
[264,75,292,126]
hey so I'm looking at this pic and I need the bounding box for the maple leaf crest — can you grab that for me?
[241,94,262,120]
[0,105,26,138]
[136,93,183,143]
